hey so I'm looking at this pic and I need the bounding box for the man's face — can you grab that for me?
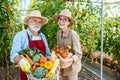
[27,17,43,32]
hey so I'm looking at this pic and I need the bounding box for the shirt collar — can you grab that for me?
[62,27,70,38]
[26,28,41,39]
[26,28,32,39]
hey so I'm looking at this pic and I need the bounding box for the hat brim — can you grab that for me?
[53,14,75,24]
[23,16,48,26]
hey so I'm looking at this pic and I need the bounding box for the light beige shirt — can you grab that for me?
[57,27,82,62]
[57,27,82,76]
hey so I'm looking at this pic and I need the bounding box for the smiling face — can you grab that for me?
[58,16,70,31]
[28,17,43,27]
[27,17,43,33]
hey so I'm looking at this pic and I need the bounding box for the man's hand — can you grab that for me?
[19,59,31,73]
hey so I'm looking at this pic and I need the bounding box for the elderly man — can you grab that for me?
[10,10,50,80]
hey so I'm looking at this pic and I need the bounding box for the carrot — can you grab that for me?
[25,54,35,65]
[32,64,36,72]
[35,63,40,66]
[20,55,26,59]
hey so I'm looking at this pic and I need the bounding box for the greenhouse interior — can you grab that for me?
[0,0,120,80]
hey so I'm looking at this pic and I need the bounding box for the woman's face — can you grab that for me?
[58,16,70,29]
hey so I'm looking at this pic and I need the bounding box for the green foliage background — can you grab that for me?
[0,0,120,79]
[0,0,22,79]
[28,0,120,61]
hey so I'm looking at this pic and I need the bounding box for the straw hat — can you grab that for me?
[53,9,75,24]
[23,10,48,25]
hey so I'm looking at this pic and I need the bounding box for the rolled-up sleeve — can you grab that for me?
[71,31,82,62]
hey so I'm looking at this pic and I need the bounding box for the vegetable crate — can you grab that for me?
[19,48,60,80]
[26,64,60,80]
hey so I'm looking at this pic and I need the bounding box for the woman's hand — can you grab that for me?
[57,54,73,63]
[68,58,74,62]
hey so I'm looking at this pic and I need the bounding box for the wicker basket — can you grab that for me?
[26,64,60,80]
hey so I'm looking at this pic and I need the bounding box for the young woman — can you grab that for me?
[53,9,82,80]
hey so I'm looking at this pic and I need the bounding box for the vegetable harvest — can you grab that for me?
[33,67,48,78]
[19,48,59,79]
[44,61,54,70]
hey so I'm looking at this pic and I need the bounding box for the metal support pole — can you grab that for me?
[100,0,104,80]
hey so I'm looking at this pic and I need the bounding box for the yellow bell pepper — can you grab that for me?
[44,61,54,70]
[45,71,52,78]
[46,59,59,78]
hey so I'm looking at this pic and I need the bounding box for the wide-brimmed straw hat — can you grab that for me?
[53,9,75,24]
[23,10,48,25]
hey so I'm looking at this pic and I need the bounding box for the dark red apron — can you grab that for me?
[20,33,46,80]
